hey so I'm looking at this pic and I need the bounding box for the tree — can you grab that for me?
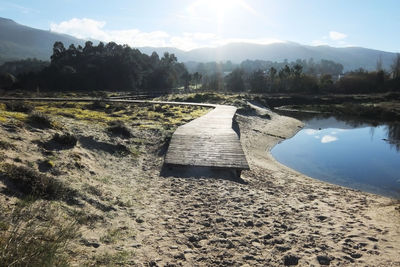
[193,72,202,89]
[248,70,266,93]
[50,42,66,64]
[376,55,383,71]
[226,68,245,92]
[391,53,400,79]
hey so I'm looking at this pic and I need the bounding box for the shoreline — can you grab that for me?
[233,105,400,265]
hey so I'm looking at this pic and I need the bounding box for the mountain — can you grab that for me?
[0,17,84,63]
[0,17,397,71]
[139,42,397,71]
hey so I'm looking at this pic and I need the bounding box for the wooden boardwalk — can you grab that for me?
[0,97,249,172]
[164,105,249,171]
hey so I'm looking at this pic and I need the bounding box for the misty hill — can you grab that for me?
[0,17,84,64]
[139,42,397,72]
[0,17,397,72]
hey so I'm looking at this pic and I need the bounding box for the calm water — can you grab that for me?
[271,113,400,199]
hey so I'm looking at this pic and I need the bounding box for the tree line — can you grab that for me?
[1,41,190,92]
[0,41,399,94]
[198,55,400,94]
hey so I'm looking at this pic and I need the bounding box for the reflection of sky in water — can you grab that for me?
[271,117,400,199]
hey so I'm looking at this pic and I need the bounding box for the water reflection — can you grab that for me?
[278,110,400,151]
[385,124,400,151]
[272,110,400,199]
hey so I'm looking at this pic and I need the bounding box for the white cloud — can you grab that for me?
[321,135,338,143]
[329,31,347,41]
[50,18,283,51]
[51,18,107,40]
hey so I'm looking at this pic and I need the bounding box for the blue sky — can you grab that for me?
[0,0,399,52]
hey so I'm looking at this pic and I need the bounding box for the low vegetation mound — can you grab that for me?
[5,101,33,113]
[107,121,132,138]
[51,132,78,148]
[0,163,73,200]
[27,111,53,129]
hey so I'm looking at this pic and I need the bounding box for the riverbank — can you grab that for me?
[235,105,400,266]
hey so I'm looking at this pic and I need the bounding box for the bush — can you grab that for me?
[0,163,73,200]
[107,121,132,138]
[51,133,77,148]
[0,202,78,267]
[86,100,107,110]
[5,101,33,113]
[27,111,53,129]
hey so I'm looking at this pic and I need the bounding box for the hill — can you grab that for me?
[0,17,397,71]
[0,17,84,63]
[139,42,397,72]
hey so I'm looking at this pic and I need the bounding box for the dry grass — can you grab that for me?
[0,201,79,267]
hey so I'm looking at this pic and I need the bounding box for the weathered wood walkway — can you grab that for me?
[0,97,249,172]
[164,105,249,171]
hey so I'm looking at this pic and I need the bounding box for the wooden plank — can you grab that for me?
[165,105,249,170]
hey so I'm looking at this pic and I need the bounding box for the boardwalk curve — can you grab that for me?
[164,105,249,172]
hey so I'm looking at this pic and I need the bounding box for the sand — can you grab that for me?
[127,105,400,266]
[1,104,399,266]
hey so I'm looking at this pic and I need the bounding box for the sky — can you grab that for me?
[0,0,399,52]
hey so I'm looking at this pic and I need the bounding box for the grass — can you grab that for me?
[100,228,124,244]
[91,251,133,266]
[0,201,79,267]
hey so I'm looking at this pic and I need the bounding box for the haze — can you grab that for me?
[1,0,399,52]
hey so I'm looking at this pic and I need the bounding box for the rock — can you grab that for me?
[283,254,299,266]
[317,255,332,265]
[367,237,378,242]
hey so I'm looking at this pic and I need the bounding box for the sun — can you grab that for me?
[187,0,257,20]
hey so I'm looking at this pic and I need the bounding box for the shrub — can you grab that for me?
[0,202,78,267]
[27,111,53,129]
[5,101,33,113]
[107,121,132,138]
[0,163,73,200]
[86,100,107,110]
[51,133,78,148]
